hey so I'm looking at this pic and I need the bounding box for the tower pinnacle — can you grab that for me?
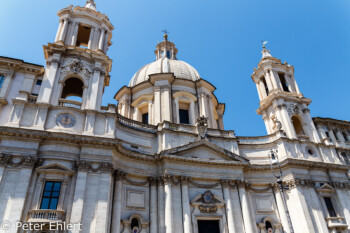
[85,0,96,10]
[261,41,272,58]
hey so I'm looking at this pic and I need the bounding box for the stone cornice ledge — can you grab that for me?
[246,158,350,172]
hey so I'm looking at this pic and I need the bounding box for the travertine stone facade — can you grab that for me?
[0,1,350,233]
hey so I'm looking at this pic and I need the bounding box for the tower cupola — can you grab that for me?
[251,43,321,143]
[155,32,178,60]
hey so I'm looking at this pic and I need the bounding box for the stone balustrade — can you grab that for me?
[58,98,82,109]
[28,209,65,222]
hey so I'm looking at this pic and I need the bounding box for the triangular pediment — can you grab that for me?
[36,162,74,175]
[161,139,248,163]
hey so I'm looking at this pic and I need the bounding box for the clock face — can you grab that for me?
[56,113,76,128]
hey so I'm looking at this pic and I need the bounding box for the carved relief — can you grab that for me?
[61,58,92,79]
[196,116,208,139]
[287,103,301,116]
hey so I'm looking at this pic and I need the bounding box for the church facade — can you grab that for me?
[0,1,350,233]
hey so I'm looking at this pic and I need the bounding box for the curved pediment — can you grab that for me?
[160,139,248,163]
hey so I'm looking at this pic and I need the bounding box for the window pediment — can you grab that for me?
[36,162,74,176]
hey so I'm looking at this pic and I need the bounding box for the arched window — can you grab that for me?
[278,73,290,92]
[130,218,139,233]
[260,76,269,96]
[291,116,305,137]
[61,77,84,102]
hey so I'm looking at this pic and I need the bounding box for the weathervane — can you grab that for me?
[162,29,169,41]
[261,40,268,49]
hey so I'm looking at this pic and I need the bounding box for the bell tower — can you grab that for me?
[33,0,113,130]
[251,44,320,143]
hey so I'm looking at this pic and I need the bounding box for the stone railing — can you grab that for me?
[117,114,157,133]
[237,132,279,144]
[326,216,348,228]
[58,99,82,110]
[28,209,65,222]
[28,95,37,103]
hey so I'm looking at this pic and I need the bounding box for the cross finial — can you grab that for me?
[261,40,268,49]
[162,29,169,41]
[85,0,96,10]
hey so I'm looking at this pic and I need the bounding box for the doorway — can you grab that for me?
[197,220,220,233]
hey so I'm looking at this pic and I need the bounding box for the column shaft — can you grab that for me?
[150,181,158,233]
[111,176,123,233]
[181,180,192,233]
[55,20,64,42]
[71,23,79,46]
[222,183,236,233]
[164,180,173,233]
[58,19,69,42]
[88,27,95,49]
[238,185,255,233]
[98,29,106,51]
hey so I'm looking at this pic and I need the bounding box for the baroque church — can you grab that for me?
[0,1,350,233]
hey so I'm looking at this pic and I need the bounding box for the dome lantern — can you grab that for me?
[155,31,178,60]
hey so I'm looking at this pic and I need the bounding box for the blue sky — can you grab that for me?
[0,0,349,136]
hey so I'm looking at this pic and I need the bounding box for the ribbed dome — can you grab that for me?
[128,57,201,87]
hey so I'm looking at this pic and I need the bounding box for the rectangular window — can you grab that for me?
[197,220,220,233]
[179,109,189,124]
[142,113,148,124]
[40,181,61,210]
[0,75,4,89]
[76,25,91,48]
[278,73,290,92]
[324,197,337,217]
[341,152,350,165]
[325,132,332,142]
[36,79,42,85]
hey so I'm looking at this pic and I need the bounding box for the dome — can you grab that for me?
[128,57,201,87]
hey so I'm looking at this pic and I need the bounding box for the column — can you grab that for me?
[148,100,153,125]
[231,185,245,233]
[272,184,291,233]
[285,182,315,233]
[164,176,173,233]
[55,19,64,42]
[181,177,192,233]
[258,80,267,99]
[103,32,109,53]
[98,29,106,51]
[111,172,124,233]
[158,179,165,233]
[71,23,79,46]
[221,180,236,233]
[37,54,60,104]
[199,92,208,118]
[292,75,301,94]
[264,70,274,91]
[69,167,88,232]
[307,187,328,233]
[175,98,179,123]
[88,66,101,110]
[81,86,88,110]
[58,18,69,42]
[238,181,255,233]
[189,101,195,125]
[208,96,217,128]
[88,27,95,50]
[161,86,171,122]
[95,170,113,233]
[271,71,281,90]
[7,163,34,233]
[149,178,158,233]
[154,87,161,124]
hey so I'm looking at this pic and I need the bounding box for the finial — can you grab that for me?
[261,40,268,49]
[162,29,169,41]
[85,0,96,10]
